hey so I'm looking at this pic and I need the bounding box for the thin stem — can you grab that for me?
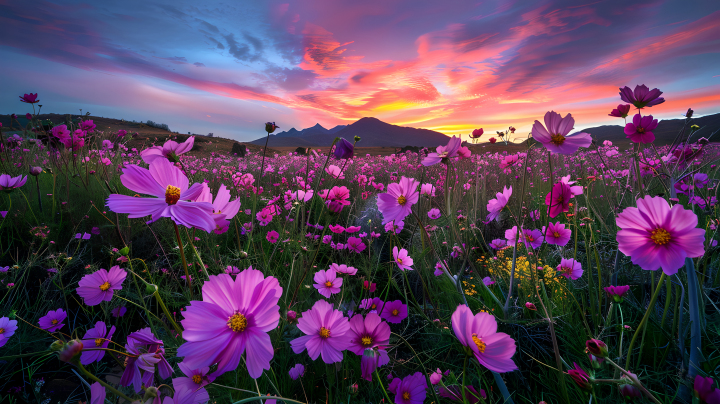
[375,370,395,404]
[624,273,666,370]
[174,222,191,288]
[77,363,135,403]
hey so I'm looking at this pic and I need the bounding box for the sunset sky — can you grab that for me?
[1,0,719,142]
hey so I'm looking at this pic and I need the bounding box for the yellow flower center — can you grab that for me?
[550,134,566,146]
[165,185,181,205]
[324,281,333,287]
[52,319,58,325]
[392,309,399,316]
[403,392,410,400]
[471,333,486,353]
[95,338,103,347]
[553,231,560,238]
[361,336,373,346]
[397,195,407,206]
[397,258,403,264]
[99,281,111,291]
[650,228,671,245]
[192,375,203,384]
[319,327,331,338]
[227,313,248,332]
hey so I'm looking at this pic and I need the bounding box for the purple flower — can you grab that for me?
[141,136,195,164]
[486,186,512,221]
[422,136,470,166]
[177,270,282,379]
[521,228,544,249]
[429,369,443,385]
[624,113,658,143]
[557,258,583,280]
[609,104,631,118]
[313,268,342,298]
[333,138,354,160]
[347,313,391,380]
[77,266,127,306]
[39,308,66,332]
[290,300,350,363]
[164,384,210,404]
[289,363,305,380]
[544,222,571,246]
[121,328,173,392]
[619,84,665,109]
[111,306,127,317]
[90,382,106,404]
[604,285,630,302]
[393,247,414,271]
[451,305,517,373]
[346,237,367,253]
[174,362,214,393]
[482,277,495,286]
[568,362,592,391]
[489,239,507,250]
[427,208,441,220]
[19,93,39,103]
[531,111,591,155]
[377,177,420,225]
[0,174,27,191]
[80,321,116,365]
[694,375,720,404]
[389,372,427,404]
[330,263,357,275]
[360,297,384,312]
[380,300,408,324]
[0,316,19,348]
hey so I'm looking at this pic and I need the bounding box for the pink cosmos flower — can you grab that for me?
[141,136,195,164]
[329,224,345,233]
[545,182,572,218]
[559,175,583,197]
[345,225,361,233]
[39,308,67,332]
[451,305,517,373]
[429,368,443,385]
[325,165,345,179]
[568,362,592,391]
[522,228,543,249]
[290,300,351,363]
[499,155,522,172]
[346,237,367,253]
[609,104,631,118]
[544,222,571,246]
[106,158,216,232]
[313,269,342,298]
[482,277,495,286]
[347,313,391,381]
[177,270,282,379]
[76,266,127,306]
[195,183,241,233]
[0,174,27,191]
[505,226,521,246]
[174,362,215,393]
[427,208,441,219]
[619,84,665,109]
[556,258,583,280]
[617,196,705,275]
[420,183,436,196]
[266,230,279,243]
[604,285,630,302]
[0,316,18,348]
[289,363,305,380]
[363,281,377,292]
[380,300,408,323]
[390,372,427,404]
[360,297,384,312]
[624,114,658,143]
[330,263,358,275]
[487,186,512,221]
[393,246,414,271]
[80,321,116,365]
[19,93,39,103]
[531,111,591,155]
[422,136,470,166]
[377,177,420,225]
[79,120,96,132]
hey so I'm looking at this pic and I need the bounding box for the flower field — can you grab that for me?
[1,86,720,404]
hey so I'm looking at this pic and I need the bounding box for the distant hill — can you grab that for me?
[251,117,451,147]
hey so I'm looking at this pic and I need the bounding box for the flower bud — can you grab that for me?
[686,108,694,118]
[58,339,84,364]
[29,166,42,176]
[146,283,158,294]
[568,363,592,392]
[348,383,359,396]
[239,251,248,259]
[585,339,608,358]
[50,340,65,352]
[286,310,297,324]
[619,373,642,401]
[265,122,279,133]
[525,302,537,311]
[587,353,605,369]
[143,386,159,402]
[353,136,361,142]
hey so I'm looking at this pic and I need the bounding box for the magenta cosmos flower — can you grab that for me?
[531,111,591,155]
[141,136,195,164]
[521,228,544,249]
[348,313,391,380]
[381,300,408,323]
[313,268,342,298]
[609,104,631,118]
[568,362,592,391]
[0,316,18,348]
[174,362,215,393]
[545,182,572,218]
[291,300,350,363]
[604,285,630,302]
[619,84,665,109]
[77,266,127,306]
[360,297,384,312]
[0,174,27,191]
[20,93,39,103]
[389,372,427,404]
[289,363,305,380]
[80,321,116,365]
[694,375,720,404]
[544,222,571,246]
[486,186,512,221]
[393,246,414,271]
[617,196,705,275]
[624,113,659,143]
[107,158,216,232]
[195,183,241,233]
[556,258,583,280]
[377,176,420,225]
[422,136,470,166]
[177,269,283,379]
[330,263,357,275]
[39,308,67,332]
[451,305,517,373]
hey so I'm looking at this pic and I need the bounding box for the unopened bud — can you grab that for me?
[58,339,84,364]
[29,166,42,176]
[239,251,248,259]
[143,386,159,401]
[348,383,359,396]
[146,283,158,294]
[585,339,608,358]
[286,310,297,323]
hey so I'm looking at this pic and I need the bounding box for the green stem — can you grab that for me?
[462,355,470,404]
[0,350,51,361]
[624,273,666,370]
[375,370,395,404]
[152,287,183,336]
[77,363,135,403]
[174,222,191,288]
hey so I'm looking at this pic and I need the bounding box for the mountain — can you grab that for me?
[251,117,451,147]
[573,112,720,146]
